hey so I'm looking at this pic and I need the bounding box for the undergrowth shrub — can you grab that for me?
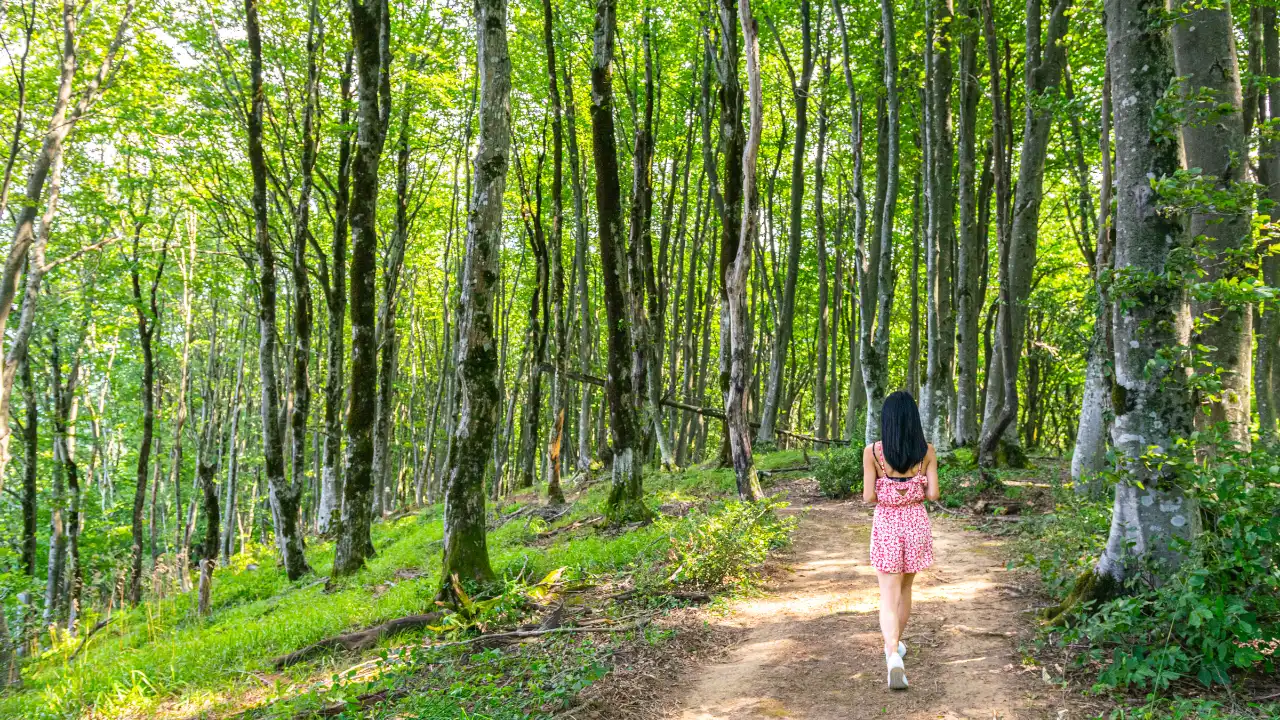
[664,497,796,588]
[815,447,863,499]
[1030,444,1280,692]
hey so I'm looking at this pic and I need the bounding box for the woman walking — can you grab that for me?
[862,390,940,689]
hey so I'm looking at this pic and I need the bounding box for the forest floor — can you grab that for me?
[656,477,1110,720]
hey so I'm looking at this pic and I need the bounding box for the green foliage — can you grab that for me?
[814,446,863,499]
[1028,445,1280,693]
[663,497,796,589]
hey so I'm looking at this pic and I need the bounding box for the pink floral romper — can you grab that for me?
[868,441,934,574]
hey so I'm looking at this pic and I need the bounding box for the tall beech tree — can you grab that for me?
[1171,0,1252,448]
[758,0,813,445]
[592,0,651,521]
[1093,0,1195,593]
[978,0,1071,462]
[439,0,510,587]
[333,0,394,578]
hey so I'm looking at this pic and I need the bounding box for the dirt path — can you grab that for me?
[667,493,1081,720]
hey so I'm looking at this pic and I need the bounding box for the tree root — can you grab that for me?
[271,612,444,669]
[1037,569,1119,626]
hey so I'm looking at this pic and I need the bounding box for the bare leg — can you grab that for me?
[877,571,903,655]
[897,572,916,640]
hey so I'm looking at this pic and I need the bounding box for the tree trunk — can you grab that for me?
[374,82,413,513]
[318,53,352,535]
[922,0,956,447]
[222,318,248,564]
[332,0,392,577]
[1171,0,1252,449]
[440,0,509,588]
[594,0,652,522]
[978,0,1071,464]
[1096,0,1196,589]
[814,59,830,441]
[1257,10,1280,446]
[542,0,568,504]
[954,0,982,447]
[1072,60,1113,491]
[562,62,595,473]
[128,212,166,606]
[758,0,812,444]
[20,349,36,576]
[289,2,319,544]
[0,0,134,491]
[861,0,901,443]
[727,0,764,499]
[246,0,310,582]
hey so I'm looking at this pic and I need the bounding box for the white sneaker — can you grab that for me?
[884,641,907,659]
[886,652,908,690]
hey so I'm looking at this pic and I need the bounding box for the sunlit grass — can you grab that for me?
[0,454,785,720]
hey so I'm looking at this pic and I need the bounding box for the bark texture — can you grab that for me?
[440,0,509,587]
[333,0,393,577]
[1098,0,1196,586]
[1171,0,1252,449]
[247,0,310,582]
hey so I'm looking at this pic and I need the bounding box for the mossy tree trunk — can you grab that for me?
[592,0,652,523]
[439,0,509,589]
[333,0,392,578]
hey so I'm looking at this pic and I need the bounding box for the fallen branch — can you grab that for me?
[68,616,114,663]
[607,588,712,603]
[417,617,654,654]
[272,612,444,669]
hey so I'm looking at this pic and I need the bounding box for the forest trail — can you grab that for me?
[666,494,1080,720]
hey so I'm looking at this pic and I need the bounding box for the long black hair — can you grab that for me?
[880,390,929,473]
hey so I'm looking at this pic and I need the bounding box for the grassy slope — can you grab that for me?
[0,451,807,720]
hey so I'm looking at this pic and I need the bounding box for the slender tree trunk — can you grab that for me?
[814,59,830,441]
[333,0,392,577]
[289,2,319,543]
[246,0,310,581]
[222,318,248,563]
[0,0,134,493]
[758,0,812,445]
[128,214,166,605]
[439,0,509,588]
[1072,60,1113,490]
[1171,0,1252,449]
[861,0,901,443]
[563,63,595,473]
[374,82,413,513]
[922,0,956,447]
[727,0,763,498]
[543,0,568,503]
[1257,9,1280,446]
[1094,0,1196,591]
[954,0,982,447]
[978,0,1071,464]
[318,53,352,535]
[20,350,36,576]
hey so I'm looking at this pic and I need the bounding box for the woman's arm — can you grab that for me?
[925,445,941,502]
[863,445,878,503]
